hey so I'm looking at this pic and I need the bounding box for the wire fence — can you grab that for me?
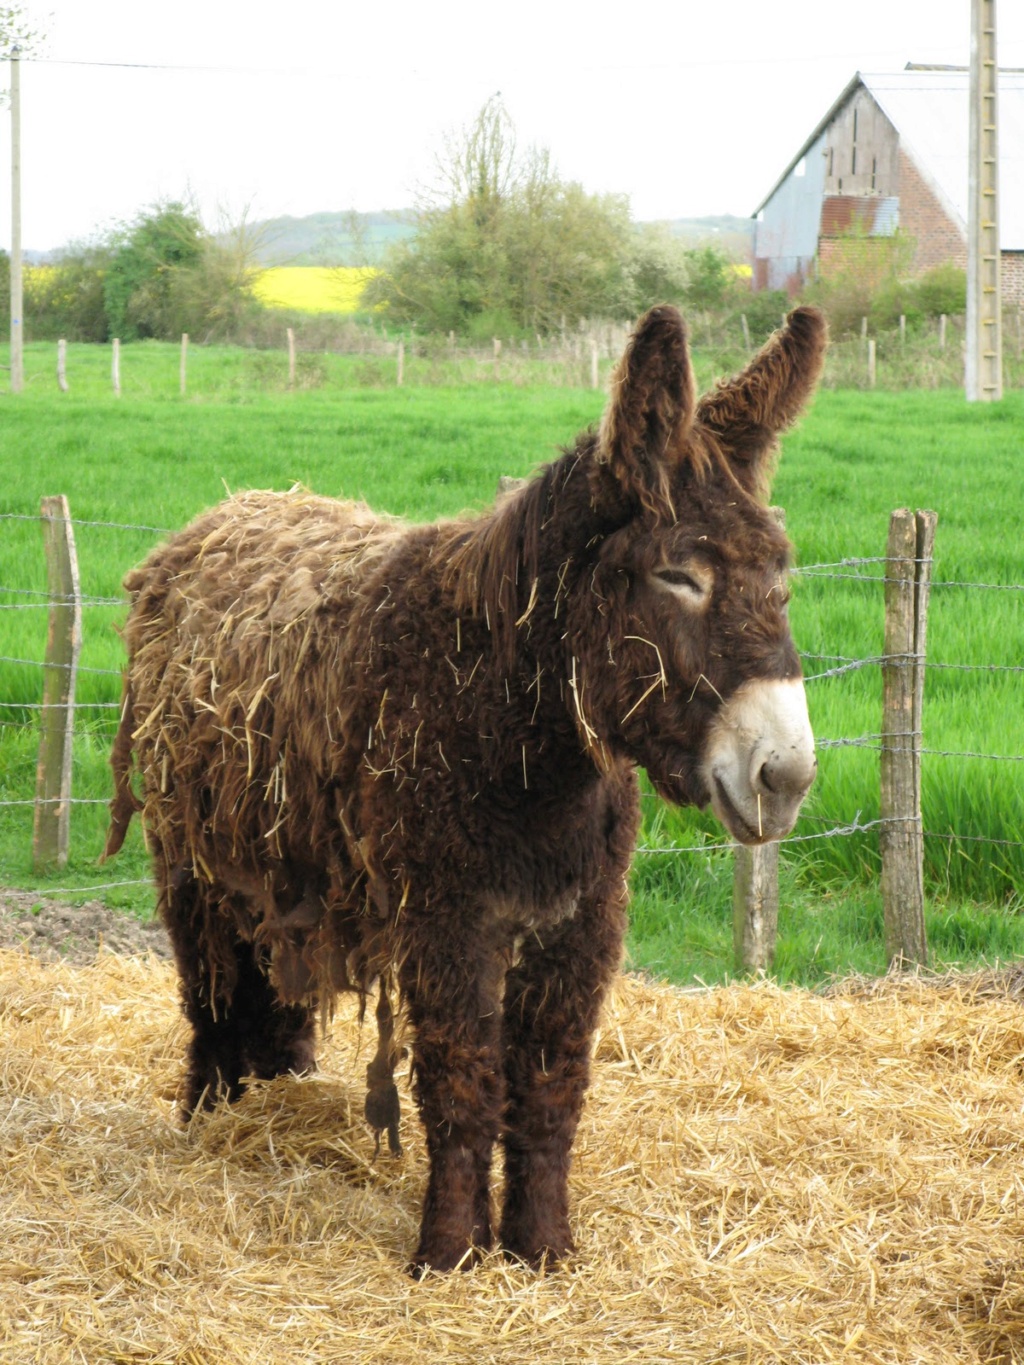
[1,508,1023,904]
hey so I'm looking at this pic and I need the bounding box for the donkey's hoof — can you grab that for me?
[407,1244,483,1278]
[501,1230,574,1271]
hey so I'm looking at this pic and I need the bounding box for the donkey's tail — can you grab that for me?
[101,674,142,862]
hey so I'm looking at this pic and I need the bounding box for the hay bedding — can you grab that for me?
[2,944,1023,1365]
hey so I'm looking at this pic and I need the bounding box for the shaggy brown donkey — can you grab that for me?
[105,305,824,1274]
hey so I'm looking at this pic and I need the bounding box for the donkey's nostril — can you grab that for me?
[758,761,777,794]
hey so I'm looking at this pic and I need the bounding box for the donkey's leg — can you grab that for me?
[160,864,245,1113]
[500,882,627,1266]
[161,865,315,1112]
[233,947,318,1086]
[398,922,505,1275]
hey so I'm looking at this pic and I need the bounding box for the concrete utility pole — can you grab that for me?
[9,44,23,393]
[966,0,1001,401]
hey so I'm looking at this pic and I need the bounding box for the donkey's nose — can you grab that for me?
[755,748,817,802]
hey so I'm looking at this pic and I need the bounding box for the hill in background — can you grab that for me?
[239,209,754,267]
[242,210,416,266]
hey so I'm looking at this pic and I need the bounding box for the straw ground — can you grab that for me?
[2,937,1023,1363]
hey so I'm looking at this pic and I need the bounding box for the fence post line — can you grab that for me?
[740,313,752,352]
[396,339,405,387]
[57,338,68,392]
[733,504,786,973]
[180,332,188,396]
[867,338,877,389]
[286,327,296,389]
[111,338,121,397]
[880,508,934,968]
[32,495,82,871]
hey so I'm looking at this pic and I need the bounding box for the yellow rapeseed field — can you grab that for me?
[253,266,377,314]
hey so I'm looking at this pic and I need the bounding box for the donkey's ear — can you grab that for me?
[695,306,827,497]
[596,305,696,519]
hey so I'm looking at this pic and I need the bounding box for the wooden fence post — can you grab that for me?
[180,333,188,395]
[286,328,296,388]
[880,508,936,968]
[493,337,502,380]
[939,314,947,350]
[590,339,599,390]
[396,340,405,387]
[733,504,786,973]
[867,338,877,388]
[740,314,752,352]
[733,841,779,974]
[32,496,82,871]
[111,338,121,396]
[57,338,69,392]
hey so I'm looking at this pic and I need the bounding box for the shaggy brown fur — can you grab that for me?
[105,305,826,1275]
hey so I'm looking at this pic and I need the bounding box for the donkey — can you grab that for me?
[104,304,824,1274]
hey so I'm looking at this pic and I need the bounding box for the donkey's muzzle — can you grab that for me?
[701,678,816,845]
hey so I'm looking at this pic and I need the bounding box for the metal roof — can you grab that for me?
[753,69,1024,250]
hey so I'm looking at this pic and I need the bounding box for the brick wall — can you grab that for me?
[897,150,967,274]
[1001,252,1024,308]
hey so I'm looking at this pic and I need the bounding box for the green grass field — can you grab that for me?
[1,338,1021,985]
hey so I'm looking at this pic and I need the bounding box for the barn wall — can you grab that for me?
[1002,252,1024,309]
[897,149,967,275]
[822,89,900,197]
[753,132,827,292]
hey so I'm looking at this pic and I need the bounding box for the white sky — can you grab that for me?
[4,0,1024,252]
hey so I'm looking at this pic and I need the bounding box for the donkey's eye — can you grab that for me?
[650,565,712,604]
[656,568,701,591]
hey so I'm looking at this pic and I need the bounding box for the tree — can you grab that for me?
[101,201,259,342]
[365,99,633,335]
[103,203,205,340]
[1,3,46,105]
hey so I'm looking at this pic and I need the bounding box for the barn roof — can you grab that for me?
[753,68,1024,250]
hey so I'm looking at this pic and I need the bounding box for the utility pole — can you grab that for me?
[966,0,1001,401]
[9,44,23,393]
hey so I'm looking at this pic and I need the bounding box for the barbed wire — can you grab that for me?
[801,653,1024,680]
[795,557,1024,593]
[0,654,124,677]
[0,700,121,711]
[635,814,909,856]
[0,512,170,535]
[14,879,154,897]
[0,599,124,611]
[0,797,110,807]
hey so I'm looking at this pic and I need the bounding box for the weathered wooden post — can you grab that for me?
[493,337,502,380]
[880,508,937,968]
[32,496,82,871]
[733,505,786,973]
[590,338,599,390]
[57,339,68,393]
[286,327,296,388]
[939,314,947,350]
[111,338,121,396]
[733,841,779,974]
[867,338,877,388]
[396,340,405,387]
[740,314,752,352]
[180,333,188,396]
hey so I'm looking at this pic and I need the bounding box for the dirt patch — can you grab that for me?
[0,887,171,964]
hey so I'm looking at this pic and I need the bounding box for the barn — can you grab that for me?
[752,66,1024,303]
